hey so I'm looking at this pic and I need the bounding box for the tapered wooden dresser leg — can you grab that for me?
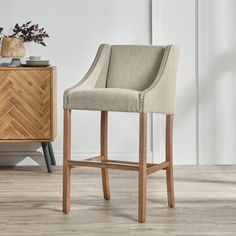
[101,111,110,200]
[166,114,175,207]
[138,113,147,223]
[63,109,71,213]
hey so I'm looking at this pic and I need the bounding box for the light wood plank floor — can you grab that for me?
[0,166,236,235]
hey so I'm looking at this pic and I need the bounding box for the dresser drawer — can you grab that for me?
[0,67,56,141]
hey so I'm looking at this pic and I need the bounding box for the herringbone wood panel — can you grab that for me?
[0,69,51,140]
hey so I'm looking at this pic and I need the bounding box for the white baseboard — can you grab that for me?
[0,151,153,166]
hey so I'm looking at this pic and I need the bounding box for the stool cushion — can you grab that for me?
[67,88,141,112]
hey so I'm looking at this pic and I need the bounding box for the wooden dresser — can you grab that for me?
[0,66,57,172]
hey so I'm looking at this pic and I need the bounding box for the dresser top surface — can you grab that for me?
[0,66,56,71]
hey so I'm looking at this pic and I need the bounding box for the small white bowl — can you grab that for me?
[29,56,41,61]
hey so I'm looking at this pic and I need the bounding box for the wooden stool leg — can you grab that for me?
[166,114,175,207]
[101,111,110,200]
[63,109,71,213]
[138,113,147,223]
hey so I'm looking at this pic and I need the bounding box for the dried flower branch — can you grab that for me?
[0,22,49,46]
[0,27,4,42]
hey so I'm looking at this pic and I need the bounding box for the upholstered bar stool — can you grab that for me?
[63,44,179,223]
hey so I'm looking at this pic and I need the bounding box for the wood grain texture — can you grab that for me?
[1,165,236,236]
[147,161,170,175]
[100,111,110,200]
[63,111,170,223]
[166,114,175,207]
[68,160,139,171]
[63,109,71,213]
[50,67,57,141]
[0,67,56,141]
[85,155,103,161]
[138,113,147,223]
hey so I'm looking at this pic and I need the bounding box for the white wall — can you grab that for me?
[199,0,236,164]
[0,0,152,166]
[152,0,236,164]
[152,0,197,164]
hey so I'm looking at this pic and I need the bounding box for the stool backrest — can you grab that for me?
[106,45,165,91]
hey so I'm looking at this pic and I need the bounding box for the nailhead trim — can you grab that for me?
[63,45,106,109]
[64,45,172,113]
[139,45,172,112]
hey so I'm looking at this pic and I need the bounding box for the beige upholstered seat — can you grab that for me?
[64,44,179,114]
[63,44,179,223]
[67,88,140,112]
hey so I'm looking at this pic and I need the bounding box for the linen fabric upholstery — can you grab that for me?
[64,44,179,114]
[68,88,140,112]
[106,45,165,90]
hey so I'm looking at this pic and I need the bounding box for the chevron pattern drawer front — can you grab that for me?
[0,67,56,141]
